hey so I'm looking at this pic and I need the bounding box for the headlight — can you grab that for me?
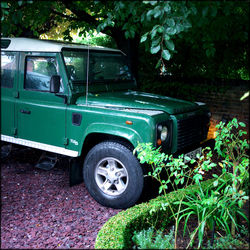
[158,125,163,131]
[156,121,172,148]
[160,126,168,141]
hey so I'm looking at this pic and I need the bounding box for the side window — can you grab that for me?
[25,56,63,92]
[1,52,16,88]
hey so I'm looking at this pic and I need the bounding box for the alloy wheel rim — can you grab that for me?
[94,157,129,196]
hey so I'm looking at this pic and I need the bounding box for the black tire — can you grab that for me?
[83,141,144,209]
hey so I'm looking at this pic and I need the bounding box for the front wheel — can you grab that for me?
[83,141,144,209]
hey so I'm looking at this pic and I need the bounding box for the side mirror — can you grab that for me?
[50,75,61,93]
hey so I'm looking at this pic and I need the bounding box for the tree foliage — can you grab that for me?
[1,1,249,80]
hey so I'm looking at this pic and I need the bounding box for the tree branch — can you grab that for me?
[59,0,118,36]
[50,9,79,21]
[62,0,99,27]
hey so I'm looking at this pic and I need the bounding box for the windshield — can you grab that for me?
[62,49,133,86]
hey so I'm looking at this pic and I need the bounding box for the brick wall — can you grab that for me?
[142,76,249,139]
[196,82,249,139]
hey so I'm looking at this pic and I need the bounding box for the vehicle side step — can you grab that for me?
[35,152,58,170]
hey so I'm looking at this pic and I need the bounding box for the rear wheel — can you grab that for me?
[83,141,144,209]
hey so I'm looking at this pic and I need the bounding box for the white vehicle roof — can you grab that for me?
[1,37,121,53]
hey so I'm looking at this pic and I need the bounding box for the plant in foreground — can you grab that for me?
[132,227,174,249]
[134,118,249,249]
[175,118,249,248]
[134,142,216,248]
[214,118,249,236]
[175,180,248,248]
[206,226,249,249]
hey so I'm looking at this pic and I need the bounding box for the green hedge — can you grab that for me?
[95,178,218,249]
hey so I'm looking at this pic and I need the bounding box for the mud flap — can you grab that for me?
[69,157,83,187]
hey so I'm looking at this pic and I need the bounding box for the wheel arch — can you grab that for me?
[80,132,136,158]
[78,123,143,157]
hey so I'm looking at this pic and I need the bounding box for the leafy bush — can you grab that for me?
[214,118,249,236]
[175,182,248,248]
[132,227,174,249]
[95,178,216,249]
[207,227,249,250]
[134,118,249,248]
[134,142,217,247]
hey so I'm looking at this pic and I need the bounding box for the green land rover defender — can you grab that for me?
[1,38,211,208]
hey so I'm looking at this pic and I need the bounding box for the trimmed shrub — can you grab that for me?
[95,178,217,249]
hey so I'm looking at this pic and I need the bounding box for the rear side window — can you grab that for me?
[24,56,63,92]
[1,52,16,88]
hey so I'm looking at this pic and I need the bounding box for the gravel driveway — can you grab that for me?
[1,146,121,249]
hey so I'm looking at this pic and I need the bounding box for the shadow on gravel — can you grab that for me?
[1,145,163,203]
[1,145,162,249]
[0,145,121,249]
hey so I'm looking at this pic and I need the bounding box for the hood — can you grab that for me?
[76,91,200,115]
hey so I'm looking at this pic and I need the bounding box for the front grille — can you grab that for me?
[177,114,209,151]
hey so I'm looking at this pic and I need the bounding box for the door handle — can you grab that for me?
[20,109,31,115]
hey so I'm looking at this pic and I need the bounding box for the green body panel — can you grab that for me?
[15,52,67,147]
[65,104,158,154]
[1,47,209,157]
[76,91,200,115]
[1,87,16,136]
[1,51,18,136]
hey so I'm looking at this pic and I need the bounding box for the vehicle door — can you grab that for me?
[1,51,18,137]
[16,52,68,153]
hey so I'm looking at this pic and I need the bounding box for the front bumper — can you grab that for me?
[173,138,215,158]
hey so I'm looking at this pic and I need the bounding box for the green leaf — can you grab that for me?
[155,59,161,69]
[1,2,9,8]
[240,91,249,101]
[157,26,164,33]
[206,47,216,57]
[165,40,175,51]
[153,7,162,18]
[190,159,196,164]
[202,6,209,17]
[194,174,203,184]
[166,27,176,35]
[181,177,185,185]
[163,4,171,13]
[140,32,148,43]
[150,44,160,54]
[166,18,175,27]
[239,122,246,127]
[124,31,130,39]
[176,24,184,33]
[161,64,166,73]
[151,37,161,47]
[211,6,218,17]
[146,9,153,17]
[164,33,170,41]
[238,199,243,208]
[162,49,171,60]
[183,21,192,29]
